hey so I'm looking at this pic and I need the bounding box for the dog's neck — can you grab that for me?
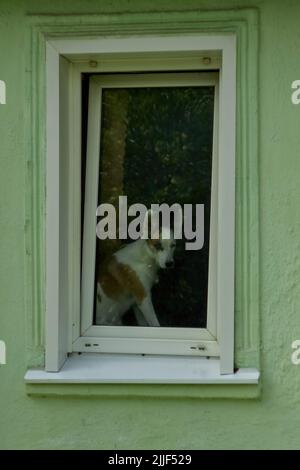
[141,239,159,268]
[115,238,160,285]
[139,240,160,286]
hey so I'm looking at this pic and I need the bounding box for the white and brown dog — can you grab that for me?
[96,220,176,327]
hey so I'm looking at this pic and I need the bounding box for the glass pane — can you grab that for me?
[93,82,215,328]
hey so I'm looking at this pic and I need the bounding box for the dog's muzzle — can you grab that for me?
[165,260,174,269]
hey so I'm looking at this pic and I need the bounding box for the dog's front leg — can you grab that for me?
[133,305,148,326]
[138,296,160,327]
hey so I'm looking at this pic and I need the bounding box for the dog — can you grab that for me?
[95,217,176,327]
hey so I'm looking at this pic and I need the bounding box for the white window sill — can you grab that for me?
[25,353,259,384]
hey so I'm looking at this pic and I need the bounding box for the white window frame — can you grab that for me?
[45,34,236,375]
[79,72,219,358]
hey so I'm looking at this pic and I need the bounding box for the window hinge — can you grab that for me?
[190,345,206,351]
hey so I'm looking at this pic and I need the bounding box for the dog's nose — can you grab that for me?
[165,260,174,268]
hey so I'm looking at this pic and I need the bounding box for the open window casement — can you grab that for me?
[44,35,236,378]
[78,72,219,356]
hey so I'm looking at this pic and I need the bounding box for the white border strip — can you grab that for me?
[45,43,63,371]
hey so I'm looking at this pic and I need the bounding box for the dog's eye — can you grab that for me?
[154,241,163,251]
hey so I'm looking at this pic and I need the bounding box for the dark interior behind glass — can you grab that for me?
[82,74,215,328]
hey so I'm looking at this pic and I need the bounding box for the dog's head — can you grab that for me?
[143,209,180,269]
[147,227,176,269]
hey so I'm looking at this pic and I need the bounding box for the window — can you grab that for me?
[43,34,237,378]
[79,72,219,358]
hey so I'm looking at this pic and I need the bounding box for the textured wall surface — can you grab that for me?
[1,0,300,450]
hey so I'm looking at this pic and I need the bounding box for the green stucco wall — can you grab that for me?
[1,0,300,450]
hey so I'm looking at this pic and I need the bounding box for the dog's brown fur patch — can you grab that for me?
[147,238,160,249]
[98,256,146,304]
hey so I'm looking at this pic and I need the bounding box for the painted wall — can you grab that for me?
[1,0,300,449]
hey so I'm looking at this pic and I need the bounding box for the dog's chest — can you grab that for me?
[129,261,157,290]
[115,241,158,292]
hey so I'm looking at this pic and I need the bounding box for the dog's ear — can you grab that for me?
[142,209,160,240]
